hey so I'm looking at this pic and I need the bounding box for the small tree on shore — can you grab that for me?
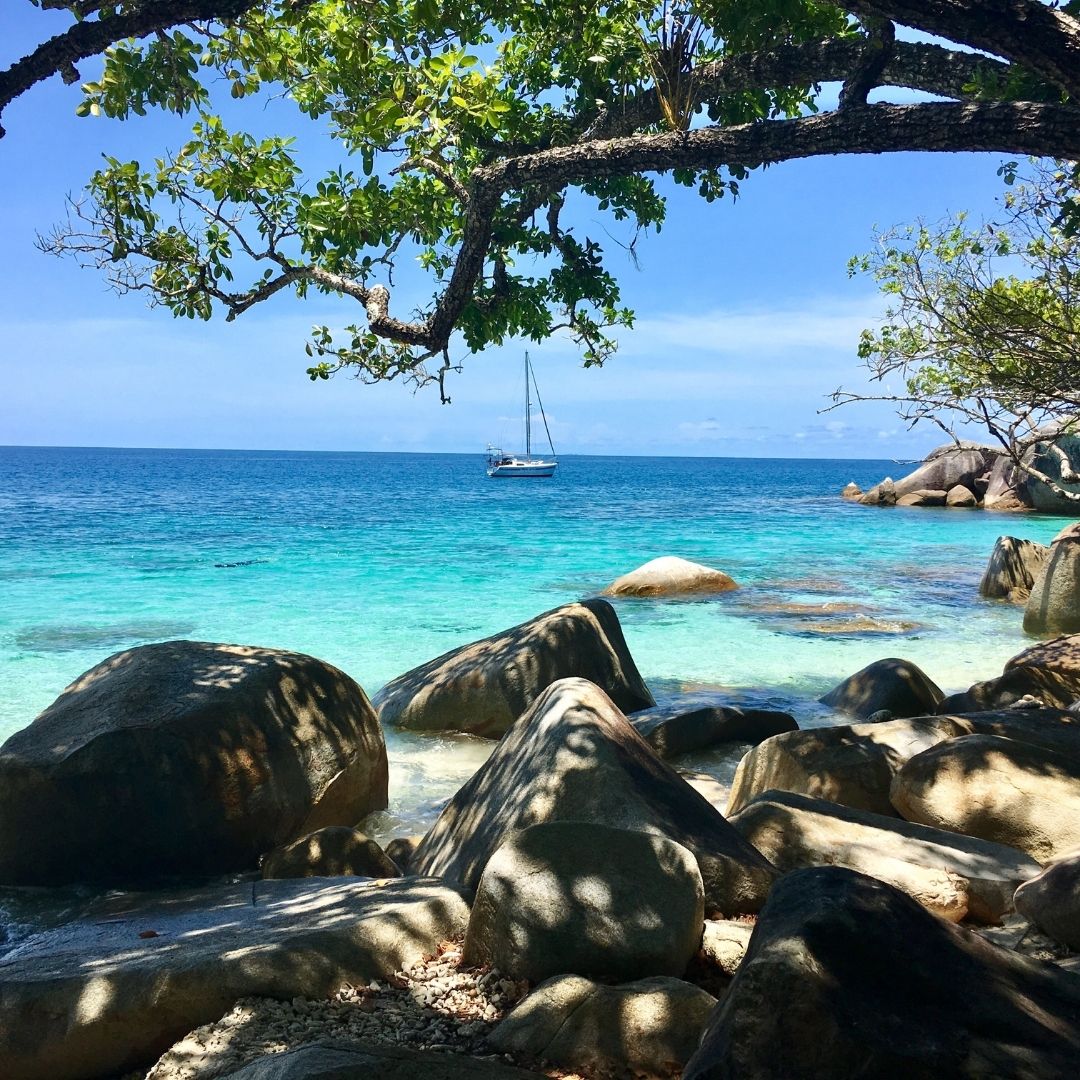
[834,161,1080,500]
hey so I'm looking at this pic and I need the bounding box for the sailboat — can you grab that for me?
[486,353,558,478]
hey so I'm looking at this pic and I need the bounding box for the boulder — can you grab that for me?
[0,876,471,1080]
[819,657,944,720]
[701,919,754,976]
[726,715,970,817]
[384,835,421,872]
[946,484,978,507]
[261,827,400,880]
[1015,852,1080,950]
[0,641,388,887]
[983,454,1031,511]
[841,482,862,500]
[892,444,993,500]
[488,975,716,1077]
[628,699,796,759]
[463,822,703,982]
[372,599,654,738]
[858,477,896,506]
[892,733,1080,861]
[979,536,1050,601]
[602,556,738,597]
[938,635,1080,712]
[730,790,1040,923]
[412,678,777,916]
[1025,524,1080,636]
[896,489,947,507]
[219,1042,546,1080]
[683,867,1080,1080]
[1022,433,1080,512]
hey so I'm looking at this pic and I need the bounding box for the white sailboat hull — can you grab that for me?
[486,458,557,478]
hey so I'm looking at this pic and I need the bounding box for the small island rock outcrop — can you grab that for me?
[372,599,653,738]
[0,640,388,886]
[602,555,738,597]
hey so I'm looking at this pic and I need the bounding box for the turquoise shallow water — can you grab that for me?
[0,445,1073,847]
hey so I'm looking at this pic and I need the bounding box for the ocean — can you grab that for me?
[0,445,1072,850]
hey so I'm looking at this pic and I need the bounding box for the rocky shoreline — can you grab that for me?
[3,558,1080,1078]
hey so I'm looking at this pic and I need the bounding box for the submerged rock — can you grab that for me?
[411,678,777,916]
[683,867,1080,1080]
[0,640,388,887]
[372,599,654,738]
[261,827,400,880]
[602,555,738,597]
[463,821,704,982]
[1025,524,1080,635]
[819,657,943,720]
[0,876,471,1080]
[979,536,1050,602]
[489,974,716,1077]
[730,789,1039,924]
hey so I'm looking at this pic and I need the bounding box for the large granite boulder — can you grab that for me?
[463,822,703,982]
[372,600,654,738]
[726,715,969,817]
[1021,433,1080,512]
[683,867,1080,1080]
[261,827,400,880]
[891,733,1080,861]
[938,635,1080,712]
[1015,852,1080,950]
[411,678,777,916]
[983,454,1031,511]
[819,657,944,720]
[0,641,388,887]
[979,536,1050,601]
[0,876,471,1080]
[946,484,978,507]
[488,974,716,1077]
[628,697,796,759]
[602,556,738,597]
[730,790,1040,924]
[890,444,992,498]
[219,1042,546,1079]
[1025,524,1080,636]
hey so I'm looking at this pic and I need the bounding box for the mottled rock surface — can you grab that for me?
[1015,853,1080,950]
[0,640,388,886]
[372,600,654,738]
[628,698,796,758]
[979,536,1050,602]
[819,657,943,720]
[1025,524,1080,636]
[261,827,400,880]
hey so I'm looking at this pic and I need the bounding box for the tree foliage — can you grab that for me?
[12,0,1080,398]
[836,160,1080,497]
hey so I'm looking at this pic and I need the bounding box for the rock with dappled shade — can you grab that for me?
[411,678,777,916]
[701,920,754,977]
[602,555,738,597]
[819,657,944,720]
[1014,852,1080,950]
[979,536,1050,602]
[628,698,796,758]
[463,821,704,982]
[0,640,388,887]
[726,715,970,817]
[1025,524,1080,636]
[937,634,1080,712]
[0,876,471,1080]
[730,789,1039,924]
[218,1042,546,1080]
[683,867,1080,1080]
[488,975,716,1077]
[261,827,400,880]
[890,733,1080,862]
[372,599,654,738]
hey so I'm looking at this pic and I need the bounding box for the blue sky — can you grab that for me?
[1,7,1019,458]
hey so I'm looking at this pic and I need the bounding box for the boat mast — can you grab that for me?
[525,351,532,458]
